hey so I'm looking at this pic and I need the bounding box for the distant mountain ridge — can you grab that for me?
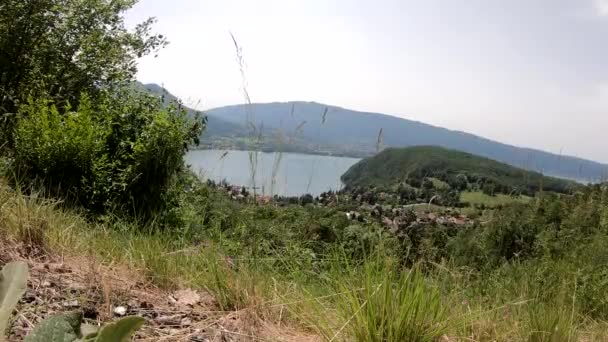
[141,83,608,182]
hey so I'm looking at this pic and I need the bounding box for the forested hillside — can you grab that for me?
[342,146,580,195]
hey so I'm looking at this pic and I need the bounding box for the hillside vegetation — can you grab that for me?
[342,146,579,196]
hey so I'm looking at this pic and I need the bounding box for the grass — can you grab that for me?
[527,300,578,342]
[460,191,531,207]
[333,260,446,341]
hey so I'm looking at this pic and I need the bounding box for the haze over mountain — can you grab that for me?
[142,83,608,182]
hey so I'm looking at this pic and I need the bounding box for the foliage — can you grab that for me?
[23,312,144,342]
[0,0,201,221]
[341,146,580,196]
[12,90,203,219]
[13,96,105,203]
[90,316,145,341]
[24,312,83,342]
[0,0,166,142]
[0,262,28,341]
[482,203,543,263]
[340,223,394,260]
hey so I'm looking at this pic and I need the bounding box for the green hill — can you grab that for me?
[341,146,580,195]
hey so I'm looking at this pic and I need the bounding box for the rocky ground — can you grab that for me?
[1,237,317,342]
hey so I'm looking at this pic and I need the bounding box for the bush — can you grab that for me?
[13,89,203,220]
[481,203,541,264]
[13,96,104,204]
[340,223,391,259]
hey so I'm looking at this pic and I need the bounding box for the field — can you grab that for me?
[460,191,531,207]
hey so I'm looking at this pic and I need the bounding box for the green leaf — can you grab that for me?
[80,323,99,339]
[95,316,145,342]
[0,261,28,340]
[24,312,83,342]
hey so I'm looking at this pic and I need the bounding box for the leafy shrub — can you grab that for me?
[13,96,105,206]
[340,223,395,260]
[13,89,203,220]
[482,203,541,264]
[24,312,144,342]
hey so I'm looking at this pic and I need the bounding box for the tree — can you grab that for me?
[453,173,469,191]
[422,178,434,190]
[397,183,416,204]
[2,0,206,220]
[482,182,496,196]
[0,0,166,141]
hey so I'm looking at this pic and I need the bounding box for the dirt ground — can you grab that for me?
[1,237,318,342]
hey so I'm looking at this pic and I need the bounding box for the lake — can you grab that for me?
[186,150,361,197]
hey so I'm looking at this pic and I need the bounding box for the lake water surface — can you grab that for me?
[186,150,360,197]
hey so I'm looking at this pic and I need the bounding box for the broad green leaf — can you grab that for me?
[0,261,28,340]
[24,312,83,342]
[95,316,145,342]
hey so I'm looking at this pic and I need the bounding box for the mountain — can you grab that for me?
[140,84,608,181]
[341,146,579,195]
[205,101,608,182]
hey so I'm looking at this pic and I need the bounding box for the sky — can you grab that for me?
[126,0,608,163]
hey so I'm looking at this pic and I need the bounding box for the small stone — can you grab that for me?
[62,300,79,308]
[180,317,192,326]
[41,280,52,287]
[113,306,127,316]
[173,289,201,307]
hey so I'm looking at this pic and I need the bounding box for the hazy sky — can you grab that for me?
[126,0,608,163]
